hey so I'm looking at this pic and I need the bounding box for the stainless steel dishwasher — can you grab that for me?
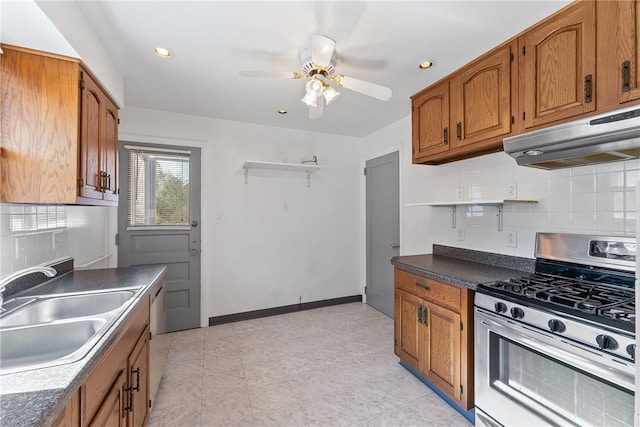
[149,282,169,407]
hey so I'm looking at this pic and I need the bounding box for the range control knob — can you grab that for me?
[547,319,566,333]
[595,334,618,351]
[494,302,508,314]
[626,344,636,360]
[510,307,525,319]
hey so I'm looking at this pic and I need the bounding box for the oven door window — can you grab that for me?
[489,332,634,427]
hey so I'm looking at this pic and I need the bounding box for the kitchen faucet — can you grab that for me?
[0,265,58,311]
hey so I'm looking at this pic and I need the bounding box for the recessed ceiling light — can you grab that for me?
[419,60,436,69]
[278,109,287,115]
[154,47,173,58]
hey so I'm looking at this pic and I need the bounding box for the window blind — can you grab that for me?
[126,147,191,227]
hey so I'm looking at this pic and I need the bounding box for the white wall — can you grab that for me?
[119,107,362,326]
[362,117,640,260]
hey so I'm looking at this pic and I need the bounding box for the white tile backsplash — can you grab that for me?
[417,152,638,258]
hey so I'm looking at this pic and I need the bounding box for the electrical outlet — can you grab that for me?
[507,183,517,198]
[53,231,65,250]
[456,188,464,201]
[14,236,26,261]
[506,231,517,248]
[457,227,465,241]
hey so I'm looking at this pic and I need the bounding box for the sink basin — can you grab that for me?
[0,288,140,374]
[0,318,106,372]
[0,290,136,328]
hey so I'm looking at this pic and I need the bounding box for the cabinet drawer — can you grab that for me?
[395,269,461,311]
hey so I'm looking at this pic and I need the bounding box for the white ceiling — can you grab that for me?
[13,1,572,138]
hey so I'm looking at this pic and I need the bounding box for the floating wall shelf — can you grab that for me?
[243,161,323,187]
[406,199,538,231]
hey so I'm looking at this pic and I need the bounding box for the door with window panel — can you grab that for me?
[118,142,201,332]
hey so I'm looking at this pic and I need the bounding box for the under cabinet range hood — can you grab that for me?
[503,105,640,169]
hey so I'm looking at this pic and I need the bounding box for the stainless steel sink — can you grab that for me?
[0,290,136,328]
[0,318,107,372]
[0,287,140,374]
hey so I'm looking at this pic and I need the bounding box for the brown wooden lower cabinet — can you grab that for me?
[51,390,81,427]
[394,268,474,410]
[83,298,150,426]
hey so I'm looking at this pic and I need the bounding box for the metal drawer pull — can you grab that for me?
[131,367,141,392]
[416,282,430,291]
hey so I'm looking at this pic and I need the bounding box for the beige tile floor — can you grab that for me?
[148,302,472,427]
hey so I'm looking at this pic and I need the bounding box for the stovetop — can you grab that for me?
[480,272,635,332]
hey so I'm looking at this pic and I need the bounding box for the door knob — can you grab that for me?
[191,220,199,227]
[390,244,400,249]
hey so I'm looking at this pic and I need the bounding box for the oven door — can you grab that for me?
[475,308,635,427]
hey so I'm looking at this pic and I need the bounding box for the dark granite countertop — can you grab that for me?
[0,262,167,427]
[391,245,535,289]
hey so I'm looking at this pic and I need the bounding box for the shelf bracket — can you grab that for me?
[497,204,503,232]
[244,167,249,184]
[451,206,457,229]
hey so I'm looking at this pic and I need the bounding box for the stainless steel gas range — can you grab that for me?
[474,233,636,427]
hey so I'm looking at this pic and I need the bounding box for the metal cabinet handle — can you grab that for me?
[416,282,430,291]
[131,367,141,392]
[122,383,132,417]
[443,127,449,145]
[423,306,428,326]
[456,122,462,140]
[584,74,593,103]
[622,61,631,93]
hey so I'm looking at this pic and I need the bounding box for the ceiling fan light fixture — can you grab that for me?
[322,84,340,105]
[301,78,323,107]
[154,47,173,58]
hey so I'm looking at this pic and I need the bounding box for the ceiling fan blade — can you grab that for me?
[310,34,336,67]
[239,71,302,79]
[309,100,324,120]
[332,75,392,101]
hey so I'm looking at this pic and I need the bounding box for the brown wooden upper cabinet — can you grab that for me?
[451,43,516,148]
[411,43,515,164]
[78,68,119,204]
[0,45,119,206]
[409,0,640,165]
[519,1,596,131]
[412,81,450,163]
[597,1,640,109]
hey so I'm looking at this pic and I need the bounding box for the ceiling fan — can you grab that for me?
[240,34,392,119]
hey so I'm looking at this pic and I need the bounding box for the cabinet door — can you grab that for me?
[423,301,461,403]
[519,1,596,129]
[102,98,119,203]
[616,0,640,104]
[411,81,450,162]
[79,69,104,201]
[394,289,424,373]
[128,328,150,427]
[0,46,79,204]
[451,43,515,148]
[88,370,128,427]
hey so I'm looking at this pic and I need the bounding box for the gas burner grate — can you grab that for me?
[489,273,635,324]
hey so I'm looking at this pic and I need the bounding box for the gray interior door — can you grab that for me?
[366,151,399,318]
[118,142,201,332]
